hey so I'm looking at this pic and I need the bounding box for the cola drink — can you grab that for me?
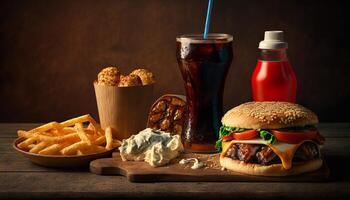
[176,34,233,152]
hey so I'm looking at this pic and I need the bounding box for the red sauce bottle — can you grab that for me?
[251,31,297,102]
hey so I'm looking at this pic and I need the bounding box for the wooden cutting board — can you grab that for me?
[90,152,330,182]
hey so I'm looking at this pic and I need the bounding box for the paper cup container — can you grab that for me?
[94,82,154,140]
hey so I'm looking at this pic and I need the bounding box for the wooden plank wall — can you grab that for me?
[0,0,349,122]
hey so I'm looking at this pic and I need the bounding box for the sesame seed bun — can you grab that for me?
[221,101,318,129]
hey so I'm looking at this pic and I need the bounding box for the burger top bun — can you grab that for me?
[221,101,318,130]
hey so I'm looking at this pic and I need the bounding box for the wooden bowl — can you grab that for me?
[13,137,116,168]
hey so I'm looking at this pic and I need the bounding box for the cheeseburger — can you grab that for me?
[217,101,325,176]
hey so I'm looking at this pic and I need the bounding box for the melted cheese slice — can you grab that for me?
[225,139,319,170]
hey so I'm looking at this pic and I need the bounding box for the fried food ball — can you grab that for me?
[97,66,121,86]
[130,68,155,85]
[118,74,142,87]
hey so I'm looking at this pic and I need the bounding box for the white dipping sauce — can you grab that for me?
[119,128,184,167]
[179,158,204,169]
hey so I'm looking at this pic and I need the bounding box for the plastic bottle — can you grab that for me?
[251,31,297,102]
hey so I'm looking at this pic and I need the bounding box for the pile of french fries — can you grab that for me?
[17,114,121,156]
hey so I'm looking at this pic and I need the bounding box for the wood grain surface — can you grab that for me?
[90,152,329,182]
[0,123,350,199]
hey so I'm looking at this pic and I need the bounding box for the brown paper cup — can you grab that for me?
[94,82,154,140]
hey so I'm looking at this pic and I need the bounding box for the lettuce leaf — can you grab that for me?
[215,125,247,151]
[215,125,316,151]
[258,130,275,144]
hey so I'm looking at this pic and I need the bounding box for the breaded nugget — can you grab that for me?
[130,68,155,85]
[118,74,142,87]
[97,66,121,86]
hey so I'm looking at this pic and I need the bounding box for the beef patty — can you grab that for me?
[225,142,319,165]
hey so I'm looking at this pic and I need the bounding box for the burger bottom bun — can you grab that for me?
[220,156,323,176]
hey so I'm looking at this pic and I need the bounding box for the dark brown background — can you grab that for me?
[0,0,349,122]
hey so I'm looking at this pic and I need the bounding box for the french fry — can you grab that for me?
[90,145,106,153]
[85,129,96,135]
[35,134,57,142]
[48,129,59,136]
[31,133,79,143]
[86,116,103,134]
[87,134,100,144]
[38,142,70,155]
[61,141,89,155]
[59,133,80,143]
[18,138,36,149]
[29,141,50,154]
[75,123,92,145]
[81,145,106,154]
[18,131,79,147]
[87,122,105,137]
[61,127,76,135]
[85,119,104,136]
[60,114,90,127]
[77,150,84,156]
[93,136,106,146]
[60,114,99,128]
[87,123,95,131]
[28,122,62,133]
[105,126,113,150]
[93,129,104,136]
[17,114,114,156]
[17,130,34,138]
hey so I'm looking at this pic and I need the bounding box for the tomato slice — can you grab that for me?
[233,130,259,140]
[271,129,319,144]
[222,134,233,141]
[222,130,258,141]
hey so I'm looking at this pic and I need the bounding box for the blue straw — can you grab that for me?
[203,0,214,39]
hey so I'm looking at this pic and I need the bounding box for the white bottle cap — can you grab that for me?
[258,31,288,49]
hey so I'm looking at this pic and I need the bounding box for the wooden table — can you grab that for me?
[1,123,349,200]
